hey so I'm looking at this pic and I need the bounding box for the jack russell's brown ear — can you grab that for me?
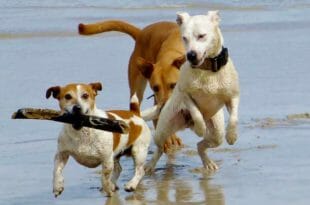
[172,55,186,69]
[137,57,154,79]
[46,86,61,99]
[89,82,102,95]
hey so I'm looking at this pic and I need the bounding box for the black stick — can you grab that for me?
[12,108,129,134]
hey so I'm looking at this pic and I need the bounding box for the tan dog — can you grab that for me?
[145,11,240,172]
[46,82,151,197]
[78,20,186,151]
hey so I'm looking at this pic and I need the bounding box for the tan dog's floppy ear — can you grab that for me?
[137,57,154,79]
[172,55,186,69]
[176,12,190,25]
[89,82,102,95]
[208,10,220,24]
[46,86,61,99]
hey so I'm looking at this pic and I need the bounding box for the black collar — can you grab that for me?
[197,47,229,72]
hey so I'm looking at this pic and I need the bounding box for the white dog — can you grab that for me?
[46,82,151,197]
[145,11,240,172]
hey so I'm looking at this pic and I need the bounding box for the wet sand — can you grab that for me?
[1,1,310,205]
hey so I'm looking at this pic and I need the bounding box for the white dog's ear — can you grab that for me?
[207,10,220,24]
[176,12,190,25]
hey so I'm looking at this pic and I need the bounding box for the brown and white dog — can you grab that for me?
[46,82,151,197]
[78,21,186,151]
[145,11,240,172]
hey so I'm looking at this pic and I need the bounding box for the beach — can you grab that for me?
[1,1,310,204]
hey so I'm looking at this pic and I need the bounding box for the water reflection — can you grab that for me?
[104,163,225,205]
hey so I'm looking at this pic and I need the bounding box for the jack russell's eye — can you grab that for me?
[198,34,206,40]
[82,93,89,100]
[64,94,72,100]
[153,85,159,92]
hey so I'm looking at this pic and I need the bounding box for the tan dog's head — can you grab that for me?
[177,11,223,67]
[137,56,185,106]
[46,82,102,115]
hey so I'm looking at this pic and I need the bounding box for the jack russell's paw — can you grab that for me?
[163,134,183,153]
[124,182,138,192]
[53,185,64,198]
[100,187,115,197]
[53,177,64,197]
[100,182,117,197]
[53,187,64,198]
[144,163,155,176]
[226,125,238,145]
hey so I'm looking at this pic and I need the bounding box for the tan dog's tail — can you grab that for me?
[130,93,141,116]
[78,20,140,40]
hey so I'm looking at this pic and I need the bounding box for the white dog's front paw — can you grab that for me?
[226,125,238,145]
[53,177,64,197]
[204,160,219,171]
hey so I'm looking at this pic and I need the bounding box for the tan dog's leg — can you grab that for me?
[225,97,239,145]
[197,109,224,170]
[128,59,147,103]
[53,152,69,197]
[101,155,115,197]
[124,144,148,191]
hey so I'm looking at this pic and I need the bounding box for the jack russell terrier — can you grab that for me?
[79,21,186,152]
[145,11,240,172]
[46,82,151,197]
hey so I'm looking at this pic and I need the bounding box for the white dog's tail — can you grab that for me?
[130,93,141,116]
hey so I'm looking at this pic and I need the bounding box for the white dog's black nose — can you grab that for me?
[186,51,197,63]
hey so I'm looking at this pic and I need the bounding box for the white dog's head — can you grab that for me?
[176,11,224,67]
[46,82,102,115]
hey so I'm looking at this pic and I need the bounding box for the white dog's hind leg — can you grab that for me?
[53,152,69,197]
[124,144,148,192]
[225,97,239,145]
[197,109,224,170]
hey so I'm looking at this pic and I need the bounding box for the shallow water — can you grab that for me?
[1,1,310,205]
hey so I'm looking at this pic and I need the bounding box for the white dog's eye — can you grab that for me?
[197,34,206,40]
[182,36,188,43]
